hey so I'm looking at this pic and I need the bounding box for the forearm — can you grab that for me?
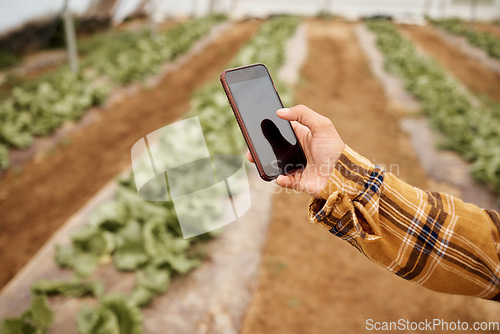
[309,145,500,300]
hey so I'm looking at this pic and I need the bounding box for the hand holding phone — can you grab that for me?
[257,105,345,198]
[220,63,307,181]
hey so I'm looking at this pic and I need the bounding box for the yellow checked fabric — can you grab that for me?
[309,145,500,301]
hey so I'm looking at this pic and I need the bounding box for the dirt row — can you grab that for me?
[0,20,261,290]
[2,17,500,332]
[401,24,500,101]
[240,20,500,334]
[473,22,500,39]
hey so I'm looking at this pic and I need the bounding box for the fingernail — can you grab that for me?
[277,108,289,114]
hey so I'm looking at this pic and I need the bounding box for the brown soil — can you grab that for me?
[401,24,500,102]
[240,20,500,334]
[2,20,182,94]
[14,50,67,79]
[471,22,500,39]
[0,20,261,290]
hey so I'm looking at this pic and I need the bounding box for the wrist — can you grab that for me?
[319,145,375,200]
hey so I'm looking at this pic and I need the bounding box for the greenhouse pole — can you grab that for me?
[63,0,79,74]
[209,0,217,14]
[231,0,239,15]
[192,0,198,17]
[470,0,478,26]
[324,0,333,14]
[148,0,158,40]
[440,0,447,18]
[423,0,433,17]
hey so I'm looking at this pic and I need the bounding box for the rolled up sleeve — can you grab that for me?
[309,145,500,301]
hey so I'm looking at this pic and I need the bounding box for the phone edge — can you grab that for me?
[220,65,277,182]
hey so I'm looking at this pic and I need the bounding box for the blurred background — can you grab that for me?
[2,0,500,33]
[1,0,500,333]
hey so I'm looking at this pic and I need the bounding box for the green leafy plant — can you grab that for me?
[1,16,302,333]
[1,295,53,334]
[31,279,104,298]
[76,294,142,334]
[0,144,9,169]
[431,18,500,59]
[85,16,226,84]
[0,16,225,170]
[0,50,19,70]
[366,20,500,196]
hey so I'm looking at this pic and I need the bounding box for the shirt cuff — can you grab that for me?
[308,145,377,230]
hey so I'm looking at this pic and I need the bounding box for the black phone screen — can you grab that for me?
[225,64,306,178]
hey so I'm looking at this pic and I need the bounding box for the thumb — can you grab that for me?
[277,105,331,135]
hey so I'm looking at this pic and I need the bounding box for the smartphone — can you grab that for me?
[220,63,307,181]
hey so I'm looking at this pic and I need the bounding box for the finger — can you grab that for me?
[276,174,295,189]
[290,120,309,137]
[277,105,331,134]
[276,172,304,192]
[246,151,254,163]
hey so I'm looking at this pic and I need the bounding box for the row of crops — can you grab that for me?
[1,15,301,334]
[431,18,500,59]
[366,20,500,196]
[0,15,225,170]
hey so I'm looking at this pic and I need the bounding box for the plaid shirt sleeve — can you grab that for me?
[309,145,500,301]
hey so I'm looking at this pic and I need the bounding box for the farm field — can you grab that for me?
[473,22,500,39]
[240,19,500,334]
[1,14,500,334]
[0,19,261,289]
[400,24,500,101]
